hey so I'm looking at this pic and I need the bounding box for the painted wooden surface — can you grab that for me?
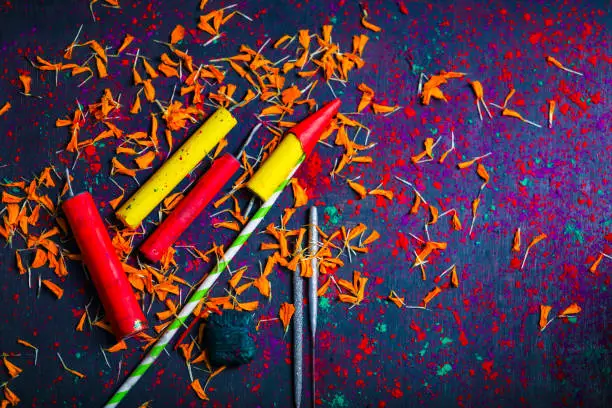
[0,1,610,407]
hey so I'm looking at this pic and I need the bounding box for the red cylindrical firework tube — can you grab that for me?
[63,191,147,340]
[140,153,241,263]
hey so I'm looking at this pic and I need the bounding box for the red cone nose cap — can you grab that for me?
[290,98,341,156]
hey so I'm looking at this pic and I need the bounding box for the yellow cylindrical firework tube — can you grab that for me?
[247,134,304,201]
[116,108,237,228]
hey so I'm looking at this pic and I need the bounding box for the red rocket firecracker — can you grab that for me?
[62,170,146,340]
[139,153,240,262]
[247,99,341,200]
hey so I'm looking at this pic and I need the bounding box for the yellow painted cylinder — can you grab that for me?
[247,133,304,201]
[116,108,237,229]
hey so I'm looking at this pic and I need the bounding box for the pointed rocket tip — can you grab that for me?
[290,99,342,156]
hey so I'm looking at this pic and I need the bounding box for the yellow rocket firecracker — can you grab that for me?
[116,108,237,229]
[247,134,304,201]
[247,99,341,201]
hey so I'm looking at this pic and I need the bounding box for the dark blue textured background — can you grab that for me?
[0,1,610,407]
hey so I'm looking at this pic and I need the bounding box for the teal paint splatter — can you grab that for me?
[324,206,341,225]
[419,342,429,357]
[440,337,453,346]
[436,363,452,376]
[520,178,531,186]
[375,323,387,333]
[319,296,331,311]
[327,393,348,408]
[564,222,584,244]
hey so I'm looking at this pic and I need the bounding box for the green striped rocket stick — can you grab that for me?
[104,157,305,408]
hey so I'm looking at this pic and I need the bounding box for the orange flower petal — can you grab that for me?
[450,266,459,288]
[88,40,107,63]
[279,302,295,333]
[117,34,135,55]
[274,34,292,49]
[157,63,179,78]
[228,268,245,288]
[545,56,565,70]
[527,233,547,250]
[428,205,439,225]
[76,311,87,332]
[503,88,516,108]
[368,189,393,200]
[19,74,32,95]
[361,230,380,246]
[106,340,128,353]
[95,55,108,78]
[451,213,462,230]
[130,92,142,114]
[338,293,359,304]
[4,386,20,405]
[31,248,48,268]
[134,151,156,169]
[589,253,603,273]
[559,303,581,317]
[42,279,63,299]
[410,194,421,214]
[361,16,382,32]
[347,180,367,199]
[501,108,524,121]
[512,228,521,252]
[471,197,480,217]
[539,305,552,330]
[0,101,11,117]
[317,277,332,296]
[170,24,186,44]
[142,59,159,79]
[388,290,404,308]
[290,178,308,208]
[422,286,442,307]
[470,80,484,100]
[476,163,490,184]
[236,300,259,312]
[457,159,476,169]
[3,357,22,378]
[372,103,397,114]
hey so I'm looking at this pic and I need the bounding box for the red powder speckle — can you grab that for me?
[510,257,522,269]
[90,162,102,174]
[529,32,542,44]
[409,320,426,342]
[459,331,468,346]
[403,106,416,117]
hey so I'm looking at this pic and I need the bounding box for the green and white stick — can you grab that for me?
[104,158,304,408]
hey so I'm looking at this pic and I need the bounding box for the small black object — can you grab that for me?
[202,310,256,367]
